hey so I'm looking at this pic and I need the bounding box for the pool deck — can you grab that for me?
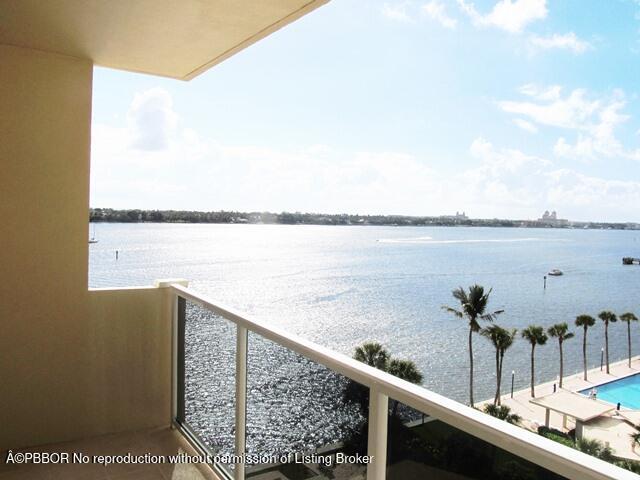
[480,356,640,460]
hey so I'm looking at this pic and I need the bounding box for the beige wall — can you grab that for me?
[0,44,171,451]
[85,287,172,435]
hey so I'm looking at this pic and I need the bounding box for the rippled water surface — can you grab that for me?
[90,223,640,403]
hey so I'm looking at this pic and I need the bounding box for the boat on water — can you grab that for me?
[547,268,563,276]
[89,223,98,244]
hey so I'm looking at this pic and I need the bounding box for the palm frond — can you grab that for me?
[522,325,548,345]
[442,305,464,318]
[452,286,468,304]
[353,342,390,370]
[598,310,618,323]
[388,358,423,384]
[575,314,596,328]
[479,309,504,322]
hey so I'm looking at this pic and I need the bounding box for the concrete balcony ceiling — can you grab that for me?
[0,0,327,80]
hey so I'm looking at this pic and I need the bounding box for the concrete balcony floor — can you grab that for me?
[0,427,221,480]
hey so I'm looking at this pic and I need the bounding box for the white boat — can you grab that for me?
[89,223,98,244]
[547,269,563,276]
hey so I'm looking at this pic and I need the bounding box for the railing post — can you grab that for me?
[366,386,388,480]
[171,291,179,423]
[175,295,186,424]
[235,326,248,480]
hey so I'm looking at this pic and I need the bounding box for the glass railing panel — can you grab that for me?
[245,331,369,479]
[386,397,567,480]
[180,298,237,476]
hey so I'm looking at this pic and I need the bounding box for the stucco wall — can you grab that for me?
[0,44,171,451]
[85,287,172,435]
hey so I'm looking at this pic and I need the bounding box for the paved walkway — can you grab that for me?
[481,356,640,460]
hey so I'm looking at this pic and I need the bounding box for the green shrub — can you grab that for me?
[576,438,615,462]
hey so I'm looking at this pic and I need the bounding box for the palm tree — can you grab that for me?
[348,342,390,416]
[598,311,617,374]
[547,323,574,388]
[353,341,390,370]
[443,285,503,407]
[387,359,423,416]
[481,325,517,405]
[620,312,638,368]
[521,326,548,398]
[348,343,423,416]
[575,315,596,381]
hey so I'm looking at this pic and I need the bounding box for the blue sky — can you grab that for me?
[91,0,640,222]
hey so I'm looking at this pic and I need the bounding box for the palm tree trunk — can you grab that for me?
[559,341,564,388]
[530,345,535,398]
[629,322,632,368]
[494,348,500,405]
[497,351,504,406]
[583,327,588,381]
[469,326,474,407]
[605,322,610,374]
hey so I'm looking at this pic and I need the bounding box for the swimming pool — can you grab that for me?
[580,373,640,409]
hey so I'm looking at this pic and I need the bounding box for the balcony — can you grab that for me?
[46,281,627,480]
[0,3,637,480]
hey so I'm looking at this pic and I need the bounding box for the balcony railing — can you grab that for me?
[168,283,635,480]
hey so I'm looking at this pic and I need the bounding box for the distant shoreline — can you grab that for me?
[90,208,640,231]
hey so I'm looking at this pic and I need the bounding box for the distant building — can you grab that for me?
[441,211,468,220]
[537,210,568,227]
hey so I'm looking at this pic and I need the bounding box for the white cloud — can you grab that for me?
[127,87,178,151]
[465,138,640,220]
[500,86,638,161]
[382,2,413,22]
[545,169,640,214]
[513,118,538,133]
[422,1,458,29]
[518,84,562,101]
[457,0,547,33]
[529,32,592,54]
[499,88,599,129]
[463,138,558,214]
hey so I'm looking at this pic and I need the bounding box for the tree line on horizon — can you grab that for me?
[89,208,638,230]
[89,207,488,226]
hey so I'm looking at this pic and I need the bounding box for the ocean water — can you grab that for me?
[89,223,640,403]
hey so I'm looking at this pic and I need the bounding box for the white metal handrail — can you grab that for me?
[170,283,636,480]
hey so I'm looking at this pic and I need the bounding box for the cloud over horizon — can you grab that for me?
[91,88,640,222]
